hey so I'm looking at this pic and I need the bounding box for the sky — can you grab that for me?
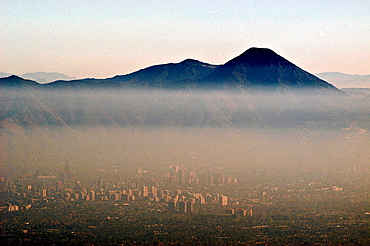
[1,0,369,79]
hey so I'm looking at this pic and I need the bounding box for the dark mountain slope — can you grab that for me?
[1,48,342,94]
[0,75,41,88]
[45,59,219,89]
[180,47,342,93]
[108,59,219,86]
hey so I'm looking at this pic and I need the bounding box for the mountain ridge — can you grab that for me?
[0,75,42,88]
[195,48,340,91]
[316,72,370,88]
[1,48,345,94]
[107,58,219,87]
[0,72,75,83]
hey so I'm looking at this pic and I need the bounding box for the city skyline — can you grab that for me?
[2,0,369,79]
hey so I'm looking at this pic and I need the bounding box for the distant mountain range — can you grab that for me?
[1,47,369,131]
[0,72,76,83]
[1,48,368,176]
[315,72,370,89]
[0,47,357,94]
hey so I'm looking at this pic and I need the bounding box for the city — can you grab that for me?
[2,162,369,245]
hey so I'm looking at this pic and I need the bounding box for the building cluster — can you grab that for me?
[165,165,237,186]
[1,165,253,216]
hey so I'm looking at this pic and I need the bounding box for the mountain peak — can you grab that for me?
[226,47,289,67]
[11,47,343,94]
[0,75,40,87]
[108,58,219,85]
[180,58,201,64]
[179,59,216,68]
[7,75,23,79]
[20,72,76,83]
[197,47,343,94]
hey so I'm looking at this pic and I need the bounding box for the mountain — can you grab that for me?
[0,75,41,88]
[0,72,75,83]
[2,48,342,94]
[1,82,367,130]
[1,53,368,130]
[109,58,219,86]
[316,72,370,89]
[20,72,76,83]
[46,59,219,88]
[0,72,12,78]
[175,47,341,94]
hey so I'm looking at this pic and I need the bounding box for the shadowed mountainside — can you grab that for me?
[0,75,42,88]
[42,59,219,89]
[108,58,219,87]
[1,47,361,130]
[179,48,341,93]
[1,87,368,130]
[1,49,369,178]
[1,48,343,95]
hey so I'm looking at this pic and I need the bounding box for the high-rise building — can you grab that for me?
[115,172,122,183]
[199,195,206,204]
[219,195,228,206]
[220,174,225,184]
[162,189,170,199]
[89,190,96,201]
[173,165,180,173]
[42,189,47,198]
[165,172,172,186]
[208,175,214,185]
[114,192,121,201]
[64,163,72,181]
[98,179,103,189]
[58,171,67,183]
[177,200,195,213]
[151,186,157,198]
[142,186,149,197]
[227,176,233,184]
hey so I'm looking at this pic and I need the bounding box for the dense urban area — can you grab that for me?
[1,162,370,245]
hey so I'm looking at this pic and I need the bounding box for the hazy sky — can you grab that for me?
[1,0,369,79]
